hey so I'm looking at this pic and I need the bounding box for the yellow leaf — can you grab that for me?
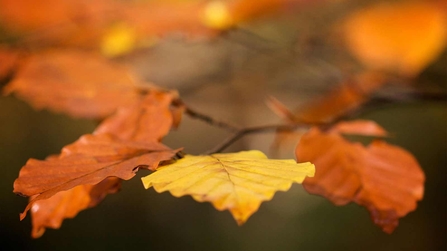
[142,150,314,224]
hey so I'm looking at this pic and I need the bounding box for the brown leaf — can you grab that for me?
[30,177,120,238]
[94,90,178,142]
[4,49,143,119]
[14,133,180,221]
[296,125,425,233]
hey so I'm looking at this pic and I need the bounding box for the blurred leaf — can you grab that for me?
[0,46,22,84]
[3,49,143,119]
[296,124,425,233]
[330,119,387,137]
[269,72,386,124]
[343,1,447,76]
[142,150,315,224]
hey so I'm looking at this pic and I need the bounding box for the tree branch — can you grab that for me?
[177,89,446,155]
[177,101,241,133]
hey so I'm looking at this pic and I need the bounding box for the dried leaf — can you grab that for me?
[13,81,180,237]
[296,125,425,233]
[142,150,315,224]
[14,133,180,220]
[344,1,447,76]
[30,177,121,238]
[4,50,142,119]
[94,90,178,142]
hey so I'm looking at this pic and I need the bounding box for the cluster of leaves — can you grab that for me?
[1,0,445,238]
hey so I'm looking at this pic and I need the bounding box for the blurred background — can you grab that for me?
[0,0,446,250]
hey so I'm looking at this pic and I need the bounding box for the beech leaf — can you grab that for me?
[3,50,143,119]
[30,177,121,238]
[296,125,425,233]
[14,134,180,220]
[142,150,315,224]
[343,1,447,76]
[94,90,179,142]
[268,73,386,124]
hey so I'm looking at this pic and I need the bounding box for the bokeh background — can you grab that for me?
[1,0,446,250]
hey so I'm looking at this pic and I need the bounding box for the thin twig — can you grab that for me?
[180,102,241,133]
[178,89,446,155]
[204,123,311,154]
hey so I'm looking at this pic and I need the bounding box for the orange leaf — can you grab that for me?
[268,72,386,124]
[30,177,120,238]
[121,1,216,38]
[330,119,387,137]
[94,90,179,142]
[296,72,386,123]
[15,88,181,237]
[4,50,143,119]
[296,125,425,233]
[0,47,22,83]
[343,1,447,76]
[0,0,113,48]
[14,133,180,221]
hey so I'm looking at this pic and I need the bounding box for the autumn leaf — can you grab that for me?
[330,120,387,137]
[343,1,447,76]
[3,49,144,119]
[0,47,22,84]
[202,0,313,30]
[15,87,181,237]
[296,123,425,233]
[142,150,315,224]
[14,133,180,221]
[0,0,114,48]
[94,90,180,142]
[268,73,386,152]
[268,72,386,124]
[30,177,121,238]
[0,0,320,50]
